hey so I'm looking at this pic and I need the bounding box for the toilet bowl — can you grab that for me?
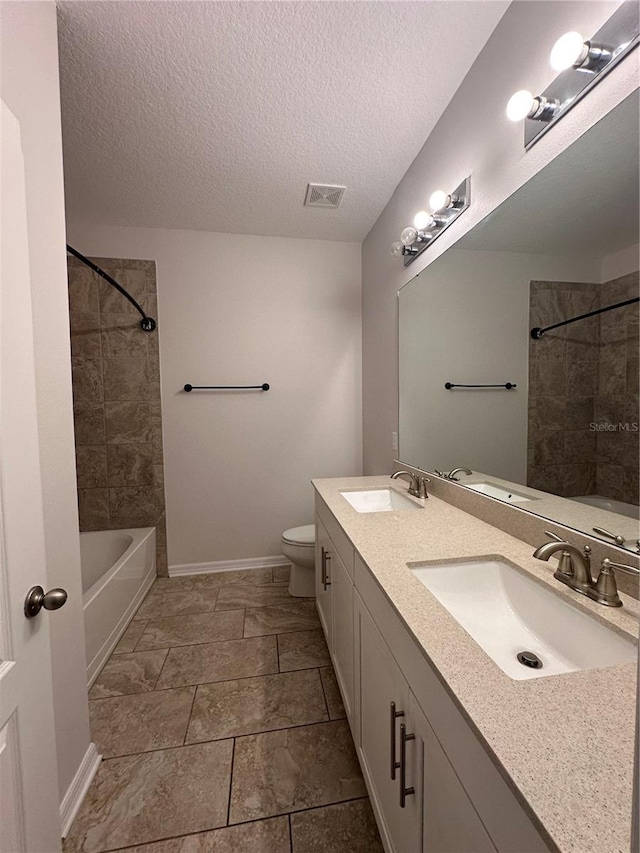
[281,524,316,597]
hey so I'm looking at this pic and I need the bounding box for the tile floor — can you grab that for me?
[65,566,383,853]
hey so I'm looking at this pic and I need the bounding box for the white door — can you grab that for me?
[0,100,63,853]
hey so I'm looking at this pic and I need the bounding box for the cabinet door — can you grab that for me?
[355,592,421,853]
[410,696,496,853]
[315,517,333,646]
[330,547,354,722]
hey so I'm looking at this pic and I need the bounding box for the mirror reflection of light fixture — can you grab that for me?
[392,176,471,266]
[507,0,638,148]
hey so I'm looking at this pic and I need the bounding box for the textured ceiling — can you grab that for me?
[57,1,508,241]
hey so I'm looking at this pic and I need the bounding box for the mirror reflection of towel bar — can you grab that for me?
[444,382,516,390]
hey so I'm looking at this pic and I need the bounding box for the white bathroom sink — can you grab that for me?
[341,488,421,513]
[410,558,636,680]
[464,482,536,503]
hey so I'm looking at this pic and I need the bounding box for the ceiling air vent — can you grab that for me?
[304,183,346,209]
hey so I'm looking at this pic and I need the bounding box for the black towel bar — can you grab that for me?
[184,383,270,392]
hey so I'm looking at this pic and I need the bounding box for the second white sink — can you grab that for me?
[410,558,636,680]
[465,482,535,502]
[341,488,421,513]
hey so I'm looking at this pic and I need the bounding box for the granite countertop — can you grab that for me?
[312,475,639,853]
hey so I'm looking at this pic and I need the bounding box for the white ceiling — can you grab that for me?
[57,0,508,242]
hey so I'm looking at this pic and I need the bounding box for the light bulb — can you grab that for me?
[390,241,404,258]
[400,227,418,247]
[506,90,535,122]
[414,210,434,230]
[429,190,449,212]
[550,31,587,70]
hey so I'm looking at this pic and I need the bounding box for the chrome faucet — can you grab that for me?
[435,467,472,482]
[533,531,592,596]
[391,470,430,499]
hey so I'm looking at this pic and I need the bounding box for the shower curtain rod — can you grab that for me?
[531,296,639,339]
[66,245,157,332]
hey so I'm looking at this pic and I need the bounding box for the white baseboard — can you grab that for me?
[169,554,290,577]
[60,742,102,838]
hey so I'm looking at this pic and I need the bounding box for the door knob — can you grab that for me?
[24,585,68,618]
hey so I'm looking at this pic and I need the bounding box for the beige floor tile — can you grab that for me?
[136,610,245,650]
[64,741,233,853]
[121,816,291,852]
[156,636,278,688]
[113,620,148,654]
[272,565,291,583]
[186,669,328,743]
[229,719,366,823]
[90,687,195,758]
[277,629,330,672]
[152,576,196,592]
[319,666,346,720]
[215,583,298,611]
[89,649,168,698]
[136,587,219,620]
[290,799,383,853]
[244,602,320,637]
[191,567,274,588]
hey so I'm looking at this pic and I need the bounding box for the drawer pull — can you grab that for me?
[321,546,332,590]
[390,701,405,780]
[399,723,416,808]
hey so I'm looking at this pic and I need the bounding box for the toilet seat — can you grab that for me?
[282,524,315,547]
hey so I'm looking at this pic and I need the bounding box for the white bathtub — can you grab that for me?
[81,527,156,686]
[572,494,639,521]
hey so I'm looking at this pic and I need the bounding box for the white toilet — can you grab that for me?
[281,524,316,597]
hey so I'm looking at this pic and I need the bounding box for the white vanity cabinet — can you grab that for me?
[315,508,356,728]
[355,590,422,853]
[411,695,496,853]
[315,517,333,640]
[314,494,550,853]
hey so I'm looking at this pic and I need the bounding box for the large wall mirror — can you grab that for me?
[399,92,639,552]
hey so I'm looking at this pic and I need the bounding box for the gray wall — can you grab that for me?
[362,1,638,475]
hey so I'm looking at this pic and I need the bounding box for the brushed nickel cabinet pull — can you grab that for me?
[390,701,405,780]
[399,723,416,808]
[323,551,332,590]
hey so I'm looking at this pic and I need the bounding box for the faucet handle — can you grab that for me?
[593,526,626,546]
[601,558,640,576]
[544,530,565,543]
[591,558,640,607]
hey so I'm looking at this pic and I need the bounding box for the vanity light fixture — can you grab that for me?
[549,31,612,72]
[506,91,559,123]
[507,0,638,148]
[429,190,462,212]
[391,176,471,266]
[412,211,447,230]
[390,241,418,258]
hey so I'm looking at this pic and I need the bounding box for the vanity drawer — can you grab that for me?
[354,554,551,853]
[315,495,354,578]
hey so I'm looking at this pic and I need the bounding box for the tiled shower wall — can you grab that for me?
[527,271,639,506]
[68,256,168,575]
[594,270,639,505]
